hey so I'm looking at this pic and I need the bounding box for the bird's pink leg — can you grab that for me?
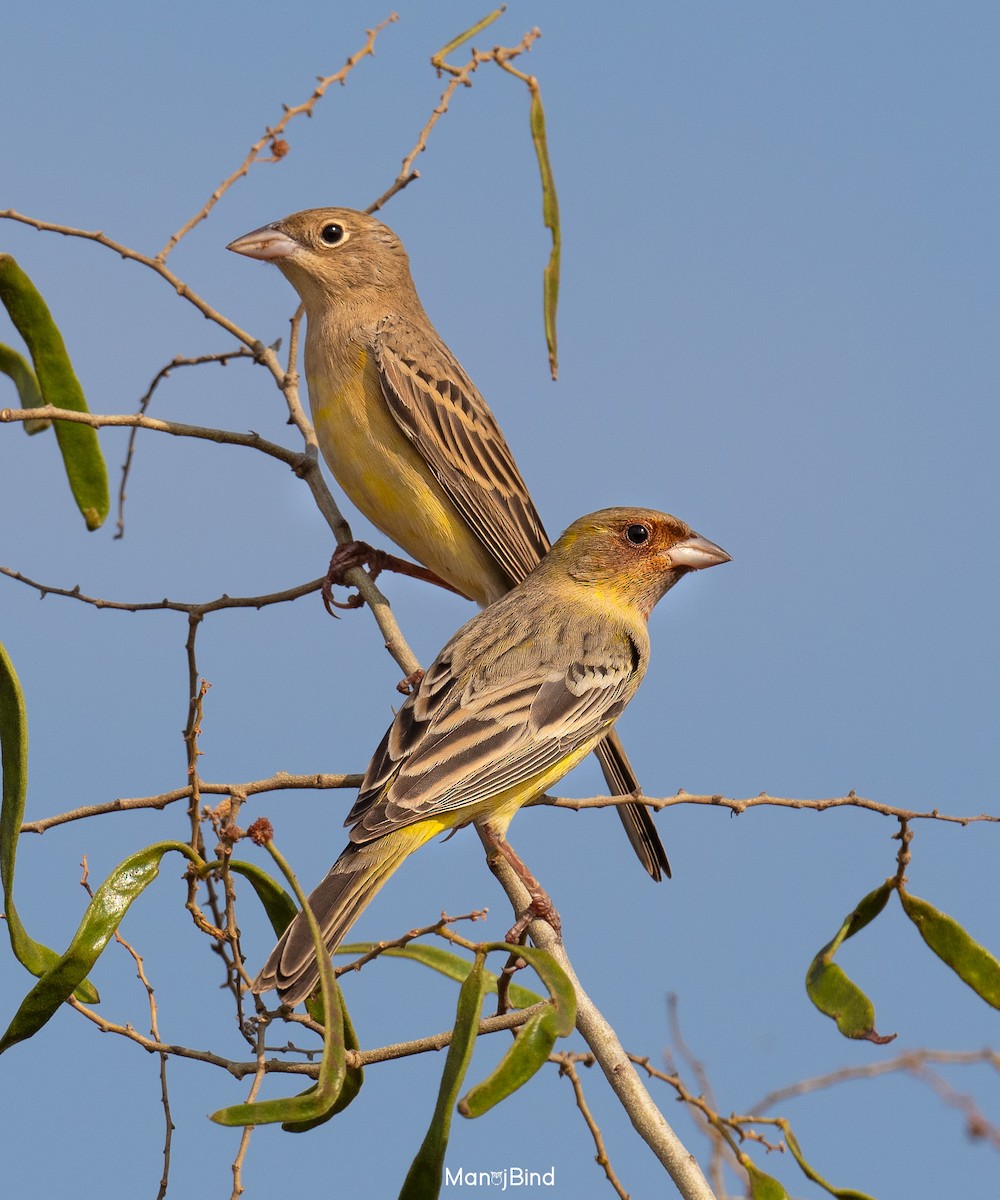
[480,824,562,943]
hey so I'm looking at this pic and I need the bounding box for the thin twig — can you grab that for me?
[1,564,324,615]
[753,1048,1000,1112]
[540,788,998,826]
[1,403,302,461]
[666,995,730,1191]
[117,348,256,539]
[115,933,175,1200]
[0,407,420,675]
[0,212,262,353]
[367,20,541,215]
[230,1021,268,1199]
[553,1052,630,1199]
[19,771,362,835]
[157,16,400,260]
[68,993,543,1074]
[333,909,489,976]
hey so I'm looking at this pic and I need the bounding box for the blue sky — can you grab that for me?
[2,3,998,1197]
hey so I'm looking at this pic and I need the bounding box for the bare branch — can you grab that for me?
[0,403,302,463]
[0,211,263,355]
[478,828,718,1200]
[540,788,998,827]
[20,772,362,835]
[68,992,546,1077]
[110,930,174,1199]
[118,348,257,539]
[553,1052,630,1200]
[230,1022,267,1199]
[1,564,324,615]
[753,1048,1000,1112]
[1,404,420,675]
[368,23,542,216]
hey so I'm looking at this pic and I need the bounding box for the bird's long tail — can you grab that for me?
[252,825,438,1007]
[594,728,671,881]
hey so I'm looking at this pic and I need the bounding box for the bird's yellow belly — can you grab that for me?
[464,735,606,839]
[307,350,503,605]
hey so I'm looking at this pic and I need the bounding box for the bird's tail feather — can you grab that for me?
[252,826,435,1007]
[593,728,671,881]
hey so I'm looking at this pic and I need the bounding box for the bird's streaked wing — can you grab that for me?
[346,633,641,843]
[373,313,551,588]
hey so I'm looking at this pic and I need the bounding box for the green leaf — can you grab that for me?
[491,943,575,1037]
[458,944,576,1119]
[0,342,49,432]
[458,1007,556,1119]
[211,838,347,1128]
[226,858,365,1129]
[784,1126,876,1200]
[338,940,544,1008]
[742,1159,791,1200]
[0,255,109,529]
[0,840,201,1053]
[0,640,98,1004]
[211,969,348,1128]
[900,888,1000,1009]
[399,951,487,1200]
[281,978,364,1132]
[286,976,365,1130]
[805,881,895,1043]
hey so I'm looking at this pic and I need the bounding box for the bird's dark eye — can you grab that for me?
[320,223,346,245]
[624,523,651,546]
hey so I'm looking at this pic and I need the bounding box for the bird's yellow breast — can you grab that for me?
[306,341,503,605]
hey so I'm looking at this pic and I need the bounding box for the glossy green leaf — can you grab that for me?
[0,640,98,1004]
[900,888,1000,1009]
[400,951,487,1200]
[458,944,576,1119]
[0,342,48,432]
[785,1126,876,1199]
[806,881,895,1043]
[211,968,348,1128]
[282,978,364,1131]
[0,254,109,529]
[229,859,298,937]
[212,839,347,1128]
[488,942,575,1036]
[339,940,544,1008]
[458,1007,556,1119]
[226,858,364,1130]
[0,840,200,1053]
[742,1158,791,1200]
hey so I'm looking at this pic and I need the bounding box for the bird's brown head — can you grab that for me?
[226,207,414,311]
[546,507,731,620]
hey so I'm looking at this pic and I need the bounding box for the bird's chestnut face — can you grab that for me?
[555,508,730,617]
[613,515,687,560]
[623,522,652,547]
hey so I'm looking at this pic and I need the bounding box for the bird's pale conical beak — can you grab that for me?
[665,534,731,571]
[226,225,299,261]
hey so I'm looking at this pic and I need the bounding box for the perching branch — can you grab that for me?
[542,787,998,827]
[478,827,718,1200]
[0,403,421,678]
